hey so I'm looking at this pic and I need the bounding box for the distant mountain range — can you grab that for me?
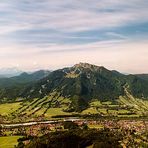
[0,70,50,101]
[0,63,148,111]
[0,67,23,78]
[135,74,148,81]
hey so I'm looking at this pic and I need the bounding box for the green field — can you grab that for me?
[0,91,148,121]
[0,136,22,148]
[88,124,104,129]
[0,102,21,115]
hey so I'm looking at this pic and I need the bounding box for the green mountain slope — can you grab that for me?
[0,63,148,111]
[125,74,148,98]
[0,70,50,101]
[135,74,148,81]
[20,63,148,111]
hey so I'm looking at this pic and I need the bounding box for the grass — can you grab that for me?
[102,101,112,105]
[65,72,79,78]
[60,98,71,104]
[0,102,21,115]
[0,90,147,121]
[97,108,107,114]
[90,100,102,107]
[88,124,104,129]
[0,136,22,148]
[117,114,140,118]
[117,109,131,114]
[34,107,47,116]
[0,96,73,120]
[45,108,72,117]
[118,96,148,114]
[81,107,99,114]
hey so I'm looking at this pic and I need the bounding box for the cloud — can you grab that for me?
[1,0,148,33]
[0,0,148,73]
[1,40,148,74]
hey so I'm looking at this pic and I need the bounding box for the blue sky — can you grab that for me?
[0,0,148,73]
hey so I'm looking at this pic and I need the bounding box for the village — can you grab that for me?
[1,119,147,136]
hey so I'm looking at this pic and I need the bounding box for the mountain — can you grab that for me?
[0,70,50,101]
[135,74,148,81]
[19,63,148,111]
[21,63,124,100]
[0,67,23,78]
[0,63,148,111]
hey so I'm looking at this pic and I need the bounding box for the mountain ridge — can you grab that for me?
[0,63,148,111]
[0,67,23,78]
[0,70,50,101]
[19,63,148,111]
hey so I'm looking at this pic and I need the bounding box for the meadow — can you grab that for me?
[0,93,147,124]
[0,136,22,148]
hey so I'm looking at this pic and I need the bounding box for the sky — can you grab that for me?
[0,0,148,73]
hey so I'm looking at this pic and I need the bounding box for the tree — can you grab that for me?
[81,123,88,130]
[0,125,3,136]
[63,121,79,130]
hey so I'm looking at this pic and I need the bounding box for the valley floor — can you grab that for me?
[0,119,148,148]
[0,136,22,148]
[0,94,148,123]
[0,93,148,147]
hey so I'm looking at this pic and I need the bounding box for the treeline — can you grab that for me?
[16,120,148,148]
[17,128,123,148]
